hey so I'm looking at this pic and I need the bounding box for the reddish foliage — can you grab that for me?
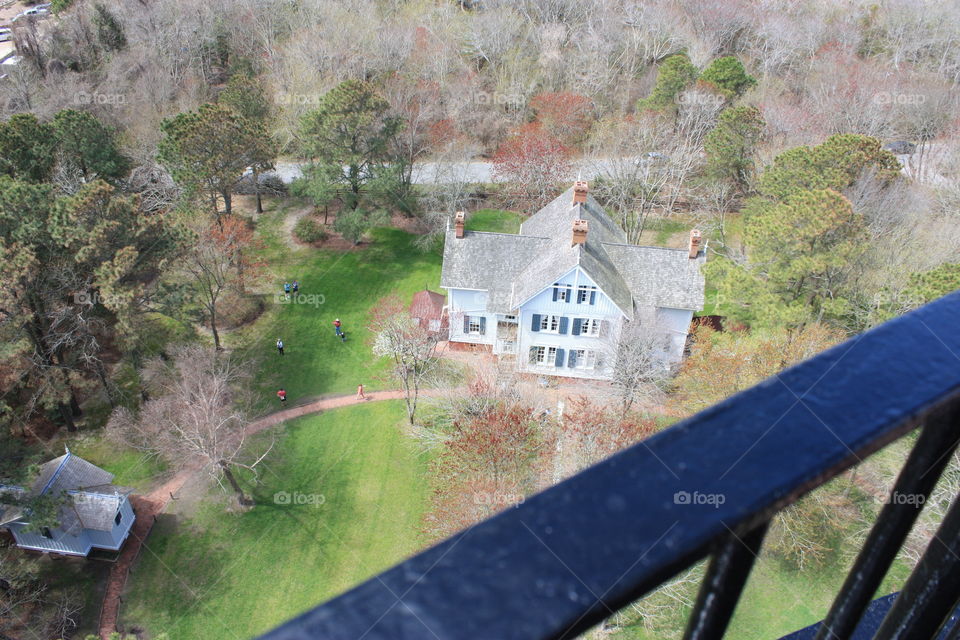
[564,397,658,468]
[425,403,555,540]
[530,91,594,147]
[492,122,572,210]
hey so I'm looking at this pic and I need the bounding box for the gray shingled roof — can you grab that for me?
[441,229,548,313]
[31,453,115,495]
[441,186,706,316]
[603,243,707,310]
[3,452,128,532]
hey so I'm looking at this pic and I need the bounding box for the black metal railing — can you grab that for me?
[258,292,960,640]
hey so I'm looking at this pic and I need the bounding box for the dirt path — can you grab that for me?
[97,388,427,639]
[280,203,314,250]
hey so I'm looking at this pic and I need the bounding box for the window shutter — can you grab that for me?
[552,287,558,302]
[568,350,577,368]
[531,314,541,332]
[589,289,597,305]
[566,286,572,302]
[559,317,569,334]
[528,347,538,364]
[555,348,565,367]
[572,318,582,335]
[463,315,470,333]
[479,317,486,335]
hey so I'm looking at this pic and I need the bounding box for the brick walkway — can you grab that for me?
[96,388,424,639]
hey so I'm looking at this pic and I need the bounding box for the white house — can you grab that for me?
[440,182,706,380]
[0,450,136,556]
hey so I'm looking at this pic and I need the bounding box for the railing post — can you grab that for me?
[683,521,769,640]
[814,403,960,640]
[872,492,960,639]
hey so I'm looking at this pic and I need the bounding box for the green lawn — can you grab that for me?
[71,438,166,491]
[232,201,519,411]
[468,208,522,234]
[233,204,443,409]
[121,400,431,640]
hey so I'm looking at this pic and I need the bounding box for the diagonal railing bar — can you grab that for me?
[815,404,960,640]
[684,521,769,640]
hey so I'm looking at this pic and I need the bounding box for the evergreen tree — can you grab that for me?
[637,54,699,112]
[0,113,57,182]
[706,189,867,329]
[299,79,403,210]
[704,105,765,190]
[159,103,274,219]
[699,56,756,98]
[52,109,129,184]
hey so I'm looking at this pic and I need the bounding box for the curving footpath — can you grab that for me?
[97,388,425,640]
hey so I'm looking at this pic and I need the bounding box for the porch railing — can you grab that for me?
[258,291,960,640]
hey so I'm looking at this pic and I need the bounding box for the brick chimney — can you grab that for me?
[688,229,702,259]
[454,211,465,239]
[572,219,588,246]
[573,180,588,204]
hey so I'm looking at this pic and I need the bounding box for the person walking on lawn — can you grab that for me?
[276,338,284,356]
[340,331,346,343]
[356,384,365,400]
[292,280,299,294]
[283,282,291,298]
[277,388,287,403]
[333,318,343,337]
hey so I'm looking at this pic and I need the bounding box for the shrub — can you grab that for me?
[293,216,328,244]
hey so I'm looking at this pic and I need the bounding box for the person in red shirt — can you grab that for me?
[333,318,343,336]
[277,388,287,403]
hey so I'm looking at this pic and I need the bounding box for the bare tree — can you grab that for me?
[370,295,442,425]
[107,344,271,507]
[606,316,673,416]
[586,112,706,243]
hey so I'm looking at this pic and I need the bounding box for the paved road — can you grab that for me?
[271,158,631,185]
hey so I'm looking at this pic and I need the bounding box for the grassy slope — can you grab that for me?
[233,202,520,411]
[122,401,430,640]
[234,203,442,409]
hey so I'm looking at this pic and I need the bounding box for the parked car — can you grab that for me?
[883,140,916,155]
[11,6,50,22]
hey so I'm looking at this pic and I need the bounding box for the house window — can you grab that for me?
[577,285,597,304]
[553,285,571,302]
[539,315,560,333]
[115,510,123,526]
[531,346,557,366]
[582,319,601,336]
[504,314,517,322]
[575,349,598,369]
[464,315,486,335]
